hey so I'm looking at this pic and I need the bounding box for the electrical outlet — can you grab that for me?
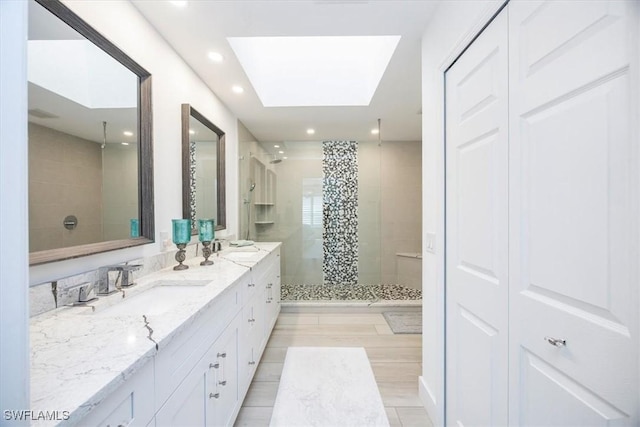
[160,231,170,251]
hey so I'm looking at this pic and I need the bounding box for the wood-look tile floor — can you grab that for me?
[234,311,433,427]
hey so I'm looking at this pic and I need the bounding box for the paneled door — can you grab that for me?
[445,9,509,426]
[508,1,639,425]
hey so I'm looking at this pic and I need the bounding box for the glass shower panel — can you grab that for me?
[357,140,382,285]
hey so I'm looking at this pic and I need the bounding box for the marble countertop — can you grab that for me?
[30,242,280,426]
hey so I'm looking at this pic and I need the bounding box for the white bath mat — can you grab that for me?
[270,347,389,427]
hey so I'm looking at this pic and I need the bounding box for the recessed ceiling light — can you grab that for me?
[274,144,280,148]
[207,51,224,62]
[168,1,188,7]
[283,156,288,160]
[371,129,379,135]
[232,85,244,94]
[306,129,315,135]
[123,131,133,137]
[189,129,195,135]
[228,35,400,107]
[278,150,284,154]
[121,142,129,146]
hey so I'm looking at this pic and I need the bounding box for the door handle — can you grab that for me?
[544,336,566,347]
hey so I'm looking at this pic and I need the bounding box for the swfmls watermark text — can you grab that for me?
[4,410,70,422]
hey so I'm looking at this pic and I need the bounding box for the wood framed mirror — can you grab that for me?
[182,104,226,234]
[28,0,154,265]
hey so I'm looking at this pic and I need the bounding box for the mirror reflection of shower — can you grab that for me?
[244,182,256,239]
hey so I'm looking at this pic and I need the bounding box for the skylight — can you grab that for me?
[227,36,400,107]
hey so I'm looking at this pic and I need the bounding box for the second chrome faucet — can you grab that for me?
[98,264,142,295]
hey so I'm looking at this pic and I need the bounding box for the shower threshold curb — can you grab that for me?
[280,300,421,314]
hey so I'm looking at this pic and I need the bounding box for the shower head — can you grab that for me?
[270,158,282,164]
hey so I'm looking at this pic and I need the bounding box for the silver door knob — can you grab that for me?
[544,336,566,347]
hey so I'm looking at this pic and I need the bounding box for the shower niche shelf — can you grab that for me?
[250,159,277,225]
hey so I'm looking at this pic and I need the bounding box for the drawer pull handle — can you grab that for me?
[218,380,227,386]
[544,336,566,347]
[217,352,227,358]
[210,362,220,369]
[266,300,272,304]
[248,318,255,323]
[248,361,256,365]
[209,392,220,399]
[248,283,255,288]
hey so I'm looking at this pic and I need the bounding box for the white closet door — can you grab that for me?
[445,9,509,426]
[508,1,639,425]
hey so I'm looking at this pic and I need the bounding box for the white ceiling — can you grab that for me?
[131,0,439,143]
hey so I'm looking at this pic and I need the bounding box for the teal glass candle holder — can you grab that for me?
[198,219,215,266]
[172,219,191,270]
[198,219,215,242]
[130,219,140,238]
[172,219,191,244]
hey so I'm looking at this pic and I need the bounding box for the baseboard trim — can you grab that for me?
[419,376,440,426]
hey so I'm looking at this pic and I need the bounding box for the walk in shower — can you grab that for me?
[238,124,422,304]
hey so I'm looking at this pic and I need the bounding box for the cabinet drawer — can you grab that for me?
[81,360,155,427]
[155,286,239,408]
[240,273,260,306]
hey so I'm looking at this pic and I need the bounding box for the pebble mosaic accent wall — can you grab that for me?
[322,140,358,285]
[281,283,422,301]
[189,140,197,230]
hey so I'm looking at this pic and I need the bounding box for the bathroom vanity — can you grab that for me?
[30,243,281,426]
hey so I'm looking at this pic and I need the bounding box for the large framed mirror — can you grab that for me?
[28,0,154,265]
[182,104,226,234]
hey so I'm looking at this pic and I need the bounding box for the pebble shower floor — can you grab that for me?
[281,283,421,302]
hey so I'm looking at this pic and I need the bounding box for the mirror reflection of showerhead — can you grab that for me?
[249,183,256,192]
[101,121,107,149]
[269,154,282,164]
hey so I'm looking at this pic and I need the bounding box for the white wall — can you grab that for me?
[29,0,240,285]
[0,0,30,420]
[420,1,504,425]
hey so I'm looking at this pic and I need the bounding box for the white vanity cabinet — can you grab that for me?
[263,259,281,335]
[238,247,281,394]
[154,285,239,408]
[80,360,155,427]
[155,314,239,427]
[238,280,266,392]
[69,244,281,427]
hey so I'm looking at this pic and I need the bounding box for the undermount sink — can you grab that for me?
[86,279,210,317]
[223,251,259,261]
[145,279,211,287]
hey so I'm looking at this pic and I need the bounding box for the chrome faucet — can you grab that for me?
[98,264,142,295]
